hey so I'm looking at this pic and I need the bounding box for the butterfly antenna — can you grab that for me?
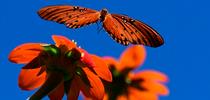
[96,22,100,33]
[96,22,104,34]
[98,27,105,34]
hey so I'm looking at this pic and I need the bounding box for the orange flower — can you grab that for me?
[9,35,112,100]
[102,45,169,100]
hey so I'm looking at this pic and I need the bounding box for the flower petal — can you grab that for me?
[128,87,158,100]
[130,92,158,100]
[102,94,109,100]
[119,45,146,70]
[91,55,112,82]
[48,83,65,100]
[103,56,119,68]
[18,67,46,90]
[52,35,76,49]
[9,43,43,64]
[142,81,169,96]
[116,95,127,100]
[79,48,94,68]
[22,57,43,69]
[78,67,105,100]
[67,78,80,100]
[29,71,64,100]
[131,70,168,82]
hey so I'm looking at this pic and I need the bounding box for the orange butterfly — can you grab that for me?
[38,5,164,47]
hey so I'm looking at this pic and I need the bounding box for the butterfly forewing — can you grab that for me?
[111,14,164,47]
[38,5,101,28]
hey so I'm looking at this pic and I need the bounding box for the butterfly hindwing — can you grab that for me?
[111,14,148,45]
[38,5,101,29]
[102,14,130,46]
[111,14,164,47]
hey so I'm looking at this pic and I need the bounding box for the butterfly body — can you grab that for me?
[38,5,164,47]
[99,9,108,21]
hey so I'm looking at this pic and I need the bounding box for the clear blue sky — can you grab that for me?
[1,0,210,100]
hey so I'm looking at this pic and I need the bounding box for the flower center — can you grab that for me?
[106,67,147,99]
[41,45,83,81]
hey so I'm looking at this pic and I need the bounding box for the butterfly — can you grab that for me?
[38,5,164,47]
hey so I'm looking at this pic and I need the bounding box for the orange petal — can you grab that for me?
[18,67,46,90]
[78,67,105,100]
[137,94,158,100]
[22,57,43,69]
[48,83,64,100]
[130,92,158,100]
[83,97,92,100]
[52,35,76,49]
[29,71,64,100]
[103,56,119,68]
[67,78,80,100]
[142,81,169,96]
[91,55,112,82]
[9,43,43,64]
[131,70,168,82]
[119,45,146,70]
[103,94,109,100]
[128,87,158,100]
[79,48,94,68]
[116,95,127,100]
[84,94,113,100]
[75,76,91,98]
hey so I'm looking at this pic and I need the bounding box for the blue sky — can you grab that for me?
[1,0,210,99]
